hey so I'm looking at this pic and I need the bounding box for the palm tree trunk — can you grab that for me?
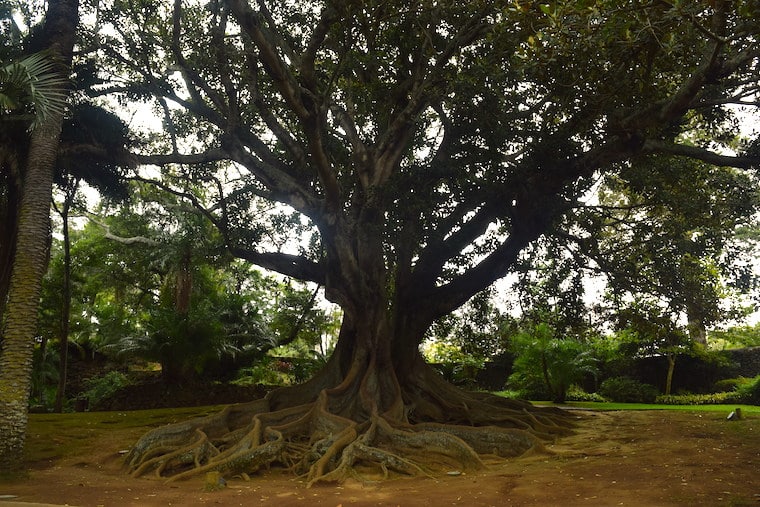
[0,0,79,473]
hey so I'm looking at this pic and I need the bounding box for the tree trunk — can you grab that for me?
[123,201,573,484]
[686,304,707,347]
[124,278,574,484]
[54,183,76,413]
[0,0,78,473]
[0,155,23,328]
[665,353,676,396]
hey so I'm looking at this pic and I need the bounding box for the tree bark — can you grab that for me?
[0,0,78,473]
[54,181,77,413]
[665,353,676,396]
[686,304,708,347]
[0,147,23,325]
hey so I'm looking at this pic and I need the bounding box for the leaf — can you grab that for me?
[0,51,69,128]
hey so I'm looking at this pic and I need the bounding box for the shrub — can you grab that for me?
[508,323,598,403]
[565,385,607,403]
[599,377,659,403]
[508,381,553,401]
[713,378,746,393]
[656,392,743,405]
[737,375,760,405]
[83,371,130,409]
[233,357,296,386]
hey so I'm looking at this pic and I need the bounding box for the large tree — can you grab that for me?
[584,157,758,344]
[94,0,760,484]
[0,0,79,473]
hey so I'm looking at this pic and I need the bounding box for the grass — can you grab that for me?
[16,399,760,470]
[528,400,760,414]
[23,405,226,464]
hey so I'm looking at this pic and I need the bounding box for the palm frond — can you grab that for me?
[0,51,69,127]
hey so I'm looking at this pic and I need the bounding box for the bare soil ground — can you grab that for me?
[1,407,759,507]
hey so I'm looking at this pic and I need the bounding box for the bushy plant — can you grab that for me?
[713,377,746,393]
[233,357,293,386]
[656,392,743,405]
[565,385,607,402]
[507,380,553,401]
[290,357,325,384]
[83,371,130,409]
[424,341,485,387]
[508,323,598,403]
[599,376,659,403]
[736,375,760,405]
[28,346,59,410]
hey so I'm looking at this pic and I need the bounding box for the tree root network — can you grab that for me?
[124,384,575,487]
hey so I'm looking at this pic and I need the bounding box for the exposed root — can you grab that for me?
[125,383,574,487]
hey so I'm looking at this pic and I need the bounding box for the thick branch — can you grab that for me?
[425,135,642,318]
[228,247,325,284]
[415,203,498,287]
[134,148,228,167]
[227,0,341,211]
[642,140,760,169]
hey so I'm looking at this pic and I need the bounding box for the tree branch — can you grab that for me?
[86,214,161,246]
[228,247,325,284]
[228,0,341,211]
[642,140,760,169]
[134,148,228,167]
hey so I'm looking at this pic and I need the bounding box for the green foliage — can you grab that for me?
[656,392,743,406]
[289,357,326,385]
[565,385,607,403]
[269,282,340,355]
[736,375,760,405]
[423,341,486,387]
[713,377,749,393]
[508,322,598,403]
[709,324,760,349]
[428,290,516,361]
[0,51,68,127]
[647,375,760,405]
[28,346,59,410]
[232,356,293,387]
[599,377,659,404]
[82,371,129,409]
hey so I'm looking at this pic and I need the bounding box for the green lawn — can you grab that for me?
[529,400,760,414]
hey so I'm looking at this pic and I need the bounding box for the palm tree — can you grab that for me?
[0,0,79,473]
[1,51,70,319]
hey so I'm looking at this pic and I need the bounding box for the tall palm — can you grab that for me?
[0,0,79,473]
[0,51,70,320]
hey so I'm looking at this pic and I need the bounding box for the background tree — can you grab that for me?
[709,322,760,349]
[428,289,515,361]
[50,103,131,411]
[615,302,692,396]
[580,157,759,346]
[83,0,760,483]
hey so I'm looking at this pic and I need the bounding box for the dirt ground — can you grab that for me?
[1,408,759,507]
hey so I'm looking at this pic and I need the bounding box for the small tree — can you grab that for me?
[509,322,598,403]
[615,305,692,396]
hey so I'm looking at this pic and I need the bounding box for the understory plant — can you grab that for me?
[508,323,598,403]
